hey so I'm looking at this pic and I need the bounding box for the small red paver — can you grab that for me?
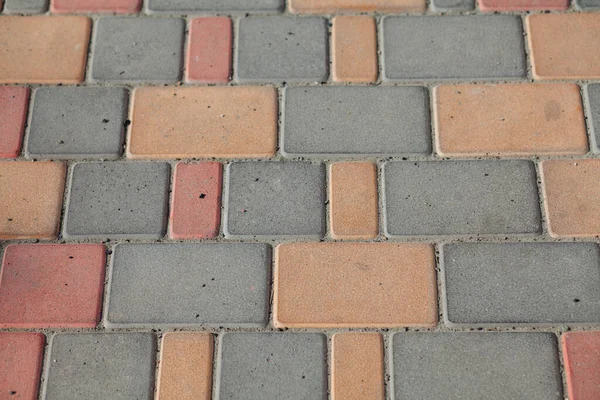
[186,17,232,83]
[0,333,45,400]
[0,87,29,159]
[170,162,222,240]
[479,0,568,11]
[0,244,106,328]
[562,331,600,400]
[51,0,141,13]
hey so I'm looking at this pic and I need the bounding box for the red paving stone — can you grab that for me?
[0,333,45,400]
[0,87,29,159]
[562,332,600,400]
[51,0,142,13]
[479,0,568,11]
[186,17,232,83]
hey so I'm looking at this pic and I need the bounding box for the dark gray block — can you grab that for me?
[577,0,600,8]
[283,86,431,156]
[27,87,127,160]
[442,242,600,326]
[431,0,475,11]
[217,333,327,400]
[148,0,283,12]
[585,84,600,152]
[64,162,170,239]
[224,162,326,238]
[236,17,328,82]
[44,333,155,400]
[383,16,526,80]
[391,333,562,400]
[383,160,541,236]
[91,17,184,83]
[106,243,271,328]
[3,0,47,13]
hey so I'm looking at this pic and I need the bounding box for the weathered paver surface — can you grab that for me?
[1,1,600,399]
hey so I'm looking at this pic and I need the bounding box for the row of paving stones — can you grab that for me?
[2,14,600,84]
[2,330,600,399]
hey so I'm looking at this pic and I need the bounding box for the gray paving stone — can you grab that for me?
[283,86,431,156]
[217,333,327,400]
[442,242,600,327]
[27,87,127,160]
[148,0,283,12]
[236,17,328,82]
[383,16,526,80]
[225,162,326,238]
[3,0,47,13]
[431,0,475,11]
[44,333,155,400]
[585,84,600,152]
[91,17,184,83]
[577,0,600,8]
[64,162,170,239]
[383,160,541,237]
[391,332,562,400]
[106,243,271,328]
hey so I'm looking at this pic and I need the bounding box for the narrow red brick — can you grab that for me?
[479,0,568,11]
[0,244,106,328]
[170,162,222,240]
[0,333,45,400]
[51,0,142,13]
[290,0,426,12]
[563,332,600,400]
[332,16,378,83]
[186,17,232,83]
[0,87,29,158]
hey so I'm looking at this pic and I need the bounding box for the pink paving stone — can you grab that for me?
[0,87,29,159]
[186,17,232,83]
[0,333,44,400]
[51,0,141,13]
[479,0,568,10]
[0,244,106,328]
[169,162,222,240]
[563,331,600,400]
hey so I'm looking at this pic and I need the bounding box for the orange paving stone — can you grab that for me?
[0,333,45,400]
[0,244,106,328]
[332,16,378,83]
[331,333,384,400]
[0,87,29,159]
[157,333,213,400]
[562,331,600,400]
[128,87,278,159]
[0,16,90,84]
[273,242,437,328]
[0,161,65,240]
[329,162,378,239]
[541,159,600,238]
[186,17,232,83]
[479,0,568,11]
[289,0,426,12]
[51,0,142,13]
[527,14,600,80]
[434,84,588,157]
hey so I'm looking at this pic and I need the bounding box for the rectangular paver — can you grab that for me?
[128,87,277,159]
[0,86,29,158]
[577,0,600,8]
[562,331,600,400]
[442,242,600,327]
[283,86,430,156]
[106,243,271,328]
[51,0,141,13]
[148,0,283,12]
[383,160,541,237]
[186,17,232,83]
[585,84,600,153]
[3,0,47,13]
[383,16,526,80]
[289,0,426,12]
[332,16,378,83]
[0,333,44,400]
[431,0,474,11]
[274,243,437,328]
[479,0,568,10]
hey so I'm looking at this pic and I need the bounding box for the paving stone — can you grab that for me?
[430,0,474,11]
[585,84,600,153]
[577,0,600,8]
[63,162,170,239]
[274,243,437,328]
[442,242,600,327]
[0,333,44,400]
[236,17,328,82]
[186,17,232,83]
[289,0,426,12]
[332,16,378,83]
[383,16,526,80]
[217,333,327,400]
[331,333,384,400]
[434,84,588,157]
[384,160,541,237]
[0,244,106,328]
[0,16,90,84]
[51,0,141,13]
[158,333,213,400]
[91,17,184,83]
[562,331,600,400]
[129,87,278,159]
[106,243,271,328]
[225,162,326,239]
[527,14,600,80]
[391,332,562,400]
[0,86,29,158]
[148,0,283,12]
[3,0,47,13]
[479,0,568,10]
[27,87,128,160]
[283,86,430,156]
[45,333,155,400]
[0,161,65,240]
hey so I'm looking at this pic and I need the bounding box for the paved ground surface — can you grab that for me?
[1,0,600,399]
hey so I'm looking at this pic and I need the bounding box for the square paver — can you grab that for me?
[224,162,326,238]
[27,87,127,160]
[236,17,328,82]
[217,333,327,400]
[63,162,170,239]
[44,333,155,400]
[149,0,283,12]
[585,84,600,152]
[91,17,184,82]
